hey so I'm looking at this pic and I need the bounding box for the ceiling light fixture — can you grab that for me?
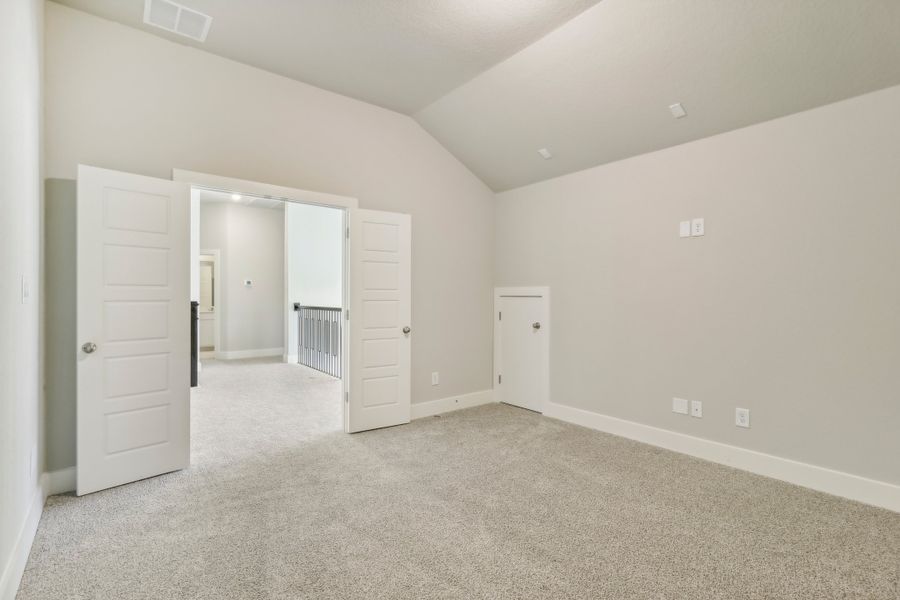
[537,148,553,160]
[231,193,242,201]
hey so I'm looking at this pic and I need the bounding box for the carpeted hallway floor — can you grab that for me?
[18,358,900,599]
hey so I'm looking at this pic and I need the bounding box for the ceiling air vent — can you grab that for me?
[143,0,212,42]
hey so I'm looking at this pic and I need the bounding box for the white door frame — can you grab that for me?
[174,169,358,431]
[198,248,220,359]
[493,286,550,412]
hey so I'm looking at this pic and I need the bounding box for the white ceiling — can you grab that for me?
[53,0,900,192]
[51,0,601,113]
[198,188,284,210]
[415,0,900,190]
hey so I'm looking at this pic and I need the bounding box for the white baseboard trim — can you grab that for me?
[284,354,297,364]
[411,389,495,420]
[43,467,76,496]
[0,484,43,600]
[216,347,283,360]
[544,402,900,513]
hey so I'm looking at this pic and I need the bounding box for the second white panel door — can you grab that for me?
[347,208,412,432]
[496,291,549,413]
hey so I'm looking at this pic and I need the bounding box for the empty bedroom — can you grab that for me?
[1,1,898,599]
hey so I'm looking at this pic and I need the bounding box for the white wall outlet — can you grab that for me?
[735,407,750,428]
[690,400,703,418]
[679,221,691,238]
[691,218,705,237]
[431,371,439,386]
[672,397,688,414]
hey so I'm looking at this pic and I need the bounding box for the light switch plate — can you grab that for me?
[735,407,750,428]
[690,400,703,418]
[691,218,705,237]
[431,372,439,386]
[672,397,689,414]
[679,221,691,238]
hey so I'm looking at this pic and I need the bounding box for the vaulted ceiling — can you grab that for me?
[51,0,601,113]
[52,0,900,191]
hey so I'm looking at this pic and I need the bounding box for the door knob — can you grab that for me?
[402,326,411,334]
[532,322,541,330]
[82,342,98,354]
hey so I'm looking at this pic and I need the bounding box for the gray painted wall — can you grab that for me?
[43,5,494,472]
[1,0,43,584]
[44,179,77,472]
[495,85,900,485]
[200,202,285,353]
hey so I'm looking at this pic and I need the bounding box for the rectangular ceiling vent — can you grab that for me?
[143,0,212,42]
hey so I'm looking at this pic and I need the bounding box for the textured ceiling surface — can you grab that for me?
[414,0,900,190]
[51,0,600,113]
[54,0,900,191]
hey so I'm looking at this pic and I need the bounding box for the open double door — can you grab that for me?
[76,165,411,495]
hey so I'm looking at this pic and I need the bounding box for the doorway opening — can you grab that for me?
[75,165,412,495]
[190,186,346,436]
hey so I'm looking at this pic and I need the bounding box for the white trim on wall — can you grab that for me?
[410,390,496,420]
[173,170,358,210]
[215,347,284,360]
[544,401,900,513]
[43,467,76,497]
[0,485,43,600]
[198,248,221,356]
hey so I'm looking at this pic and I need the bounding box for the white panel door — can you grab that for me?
[347,209,411,432]
[77,165,190,495]
[495,289,549,413]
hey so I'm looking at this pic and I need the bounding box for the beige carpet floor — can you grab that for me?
[18,358,900,599]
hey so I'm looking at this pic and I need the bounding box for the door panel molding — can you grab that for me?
[347,209,412,432]
[77,165,190,495]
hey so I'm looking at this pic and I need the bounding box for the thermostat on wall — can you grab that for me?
[243,279,253,287]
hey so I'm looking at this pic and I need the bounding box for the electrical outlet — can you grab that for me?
[672,397,688,414]
[690,400,703,418]
[735,407,750,428]
[431,371,439,386]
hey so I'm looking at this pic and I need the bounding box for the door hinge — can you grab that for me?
[498,311,502,320]
[345,391,349,403]
[346,227,350,239]
[345,309,350,320]
[498,374,502,384]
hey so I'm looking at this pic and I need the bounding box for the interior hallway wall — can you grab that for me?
[199,202,285,355]
[495,84,900,485]
[43,3,494,472]
[0,0,44,595]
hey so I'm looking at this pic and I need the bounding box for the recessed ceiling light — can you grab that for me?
[669,103,687,119]
[537,148,553,160]
[231,193,242,201]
